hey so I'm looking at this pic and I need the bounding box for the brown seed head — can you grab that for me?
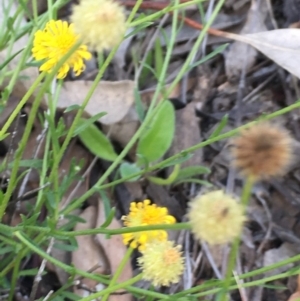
[231,123,293,180]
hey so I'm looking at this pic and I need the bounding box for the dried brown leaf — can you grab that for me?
[225,28,300,79]
[73,206,109,296]
[58,80,135,125]
[95,200,133,301]
[225,0,268,79]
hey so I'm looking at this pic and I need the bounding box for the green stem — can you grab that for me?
[193,266,300,298]
[218,176,254,301]
[79,274,143,301]
[172,251,300,299]
[0,71,45,138]
[166,0,226,95]
[14,231,108,282]
[61,0,180,215]
[0,73,46,220]
[0,232,46,277]
[102,247,134,301]
[8,251,23,301]
[54,222,191,237]
[129,0,206,27]
[93,99,300,191]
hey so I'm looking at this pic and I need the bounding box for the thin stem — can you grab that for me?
[61,4,180,215]
[0,71,46,137]
[218,176,254,301]
[102,247,134,301]
[14,231,107,282]
[0,73,46,220]
[8,251,23,301]
[94,99,300,190]
[54,222,191,237]
[79,274,143,301]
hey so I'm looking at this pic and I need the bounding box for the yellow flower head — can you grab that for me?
[138,240,184,287]
[122,200,176,250]
[188,190,246,245]
[70,0,126,52]
[32,20,92,79]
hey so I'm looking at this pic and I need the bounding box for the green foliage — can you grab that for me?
[120,162,142,181]
[175,166,210,181]
[77,119,118,161]
[137,100,175,163]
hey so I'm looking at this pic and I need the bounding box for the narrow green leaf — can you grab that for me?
[73,114,107,136]
[209,114,228,139]
[137,100,175,162]
[134,86,145,122]
[176,166,210,181]
[155,37,163,77]
[77,120,118,162]
[173,179,212,187]
[63,104,81,113]
[189,44,228,70]
[147,164,180,185]
[0,49,23,70]
[120,162,141,181]
[54,242,78,252]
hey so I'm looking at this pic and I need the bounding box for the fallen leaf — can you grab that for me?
[102,106,140,160]
[223,28,300,79]
[263,243,299,277]
[167,100,203,171]
[73,206,109,296]
[58,80,135,125]
[225,0,268,79]
[287,275,300,301]
[95,199,133,301]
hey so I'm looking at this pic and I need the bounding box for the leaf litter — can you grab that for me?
[3,0,300,300]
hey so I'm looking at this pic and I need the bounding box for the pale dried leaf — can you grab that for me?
[73,206,109,296]
[226,28,300,79]
[102,105,139,159]
[263,243,299,277]
[58,80,135,125]
[95,200,133,301]
[167,100,202,172]
[225,0,268,78]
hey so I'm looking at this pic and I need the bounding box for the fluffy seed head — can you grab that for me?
[70,0,126,52]
[231,123,293,180]
[32,20,92,79]
[122,200,176,250]
[188,190,246,245]
[138,240,184,287]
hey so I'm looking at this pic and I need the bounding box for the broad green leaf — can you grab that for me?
[137,100,175,162]
[73,113,107,136]
[77,120,117,161]
[120,162,141,181]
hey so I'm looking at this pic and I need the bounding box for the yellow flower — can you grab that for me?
[70,0,126,52]
[188,190,246,245]
[138,240,184,287]
[122,200,176,250]
[32,20,92,79]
